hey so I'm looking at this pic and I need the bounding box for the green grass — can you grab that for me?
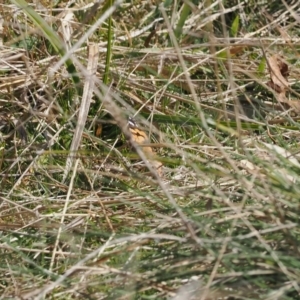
[0,0,300,299]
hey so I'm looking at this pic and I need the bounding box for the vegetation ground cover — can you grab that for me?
[0,0,300,299]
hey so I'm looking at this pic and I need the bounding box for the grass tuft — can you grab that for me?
[0,0,300,299]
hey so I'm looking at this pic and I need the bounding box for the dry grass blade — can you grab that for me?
[63,43,99,182]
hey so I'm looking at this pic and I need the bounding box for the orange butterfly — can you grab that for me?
[128,117,162,177]
[128,117,149,144]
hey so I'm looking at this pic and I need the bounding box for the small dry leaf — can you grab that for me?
[267,54,289,93]
[266,55,300,112]
[265,54,300,112]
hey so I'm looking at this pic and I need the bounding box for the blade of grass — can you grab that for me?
[175,2,191,39]
[103,0,113,85]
